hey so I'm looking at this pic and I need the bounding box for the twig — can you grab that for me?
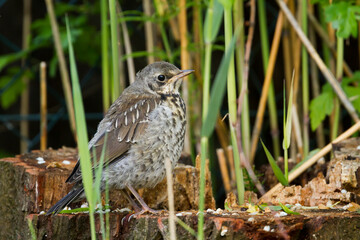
[262,120,360,199]
[45,0,76,140]
[216,149,231,193]
[40,62,47,151]
[250,2,284,162]
[277,0,359,122]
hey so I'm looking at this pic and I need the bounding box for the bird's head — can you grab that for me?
[135,61,194,95]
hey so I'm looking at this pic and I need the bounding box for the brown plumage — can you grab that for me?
[47,62,193,215]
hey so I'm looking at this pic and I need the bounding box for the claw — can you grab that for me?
[121,213,135,225]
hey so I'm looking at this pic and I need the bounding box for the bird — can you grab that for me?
[46,61,194,215]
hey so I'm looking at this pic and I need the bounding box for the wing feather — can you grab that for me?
[66,95,160,184]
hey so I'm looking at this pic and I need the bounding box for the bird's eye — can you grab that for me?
[157,75,166,81]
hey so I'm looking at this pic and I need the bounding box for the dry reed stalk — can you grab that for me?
[192,0,203,82]
[291,2,302,104]
[178,0,192,154]
[250,2,285,162]
[165,157,176,240]
[282,18,293,92]
[114,7,126,93]
[45,0,76,140]
[277,0,360,122]
[216,149,231,194]
[262,120,360,199]
[20,0,32,153]
[159,0,180,41]
[215,117,230,159]
[291,104,303,157]
[237,0,255,159]
[288,0,300,163]
[143,0,155,64]
[116,3,135,84]
[40,62,47,151]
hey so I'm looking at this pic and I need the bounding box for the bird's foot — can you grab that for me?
[121,207,160,225]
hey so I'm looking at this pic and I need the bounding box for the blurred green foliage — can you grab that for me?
[0,2,100,109]
[312,0,360,38]
[310,71,360,131]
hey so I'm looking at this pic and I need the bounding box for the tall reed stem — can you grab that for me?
[109,0,120,101]
[101,0,110,112]
[40,62,47,151]
[224,1,244,205]
[331,37,344,140]
[301,0,309,157]
[198,0,215,238]
[233,1,250,159]
[20,0,31,153]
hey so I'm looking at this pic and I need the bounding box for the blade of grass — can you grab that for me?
[176,217,197,237]
[263,120,360,199]
[261,139,288,186]
[283,78,293,180]
[27,218,36,240]
[279,202,300,215]
[201,34,237,138]
[66,16,96,240]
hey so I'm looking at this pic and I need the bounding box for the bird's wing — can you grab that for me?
[66,95,161,184]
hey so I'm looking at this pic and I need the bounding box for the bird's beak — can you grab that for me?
[168,69,194,84]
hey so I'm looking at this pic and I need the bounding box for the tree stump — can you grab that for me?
[0,147,215,239]
[3,139,360,239]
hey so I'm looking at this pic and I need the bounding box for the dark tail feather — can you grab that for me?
[46,187,84,215]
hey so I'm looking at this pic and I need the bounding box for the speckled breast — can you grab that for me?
[125,94,186,189]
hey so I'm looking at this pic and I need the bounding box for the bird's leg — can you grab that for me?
[126,184,160,217]
[121,189,141,212]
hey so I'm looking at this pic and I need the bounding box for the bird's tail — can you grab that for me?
[46,187,84,215]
